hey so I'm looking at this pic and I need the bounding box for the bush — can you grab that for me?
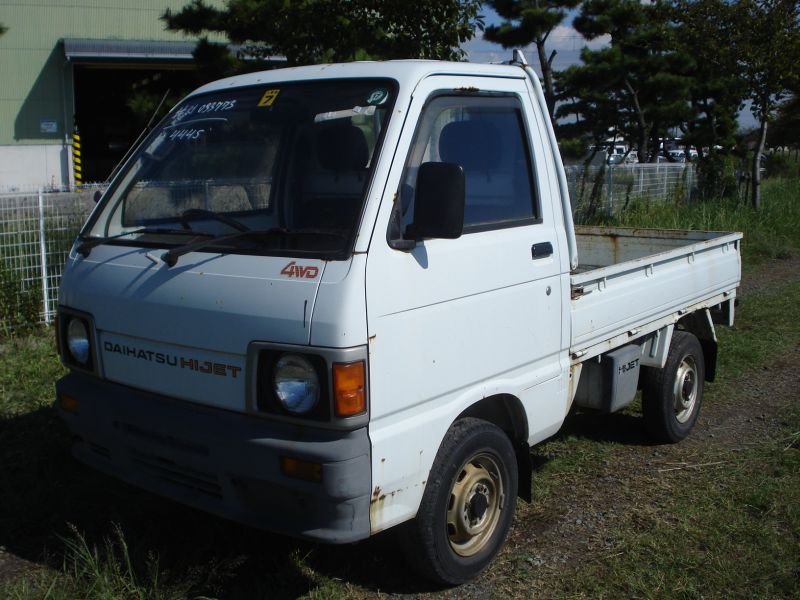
[0,263,40,334]
[696,153,738,200]
[765,153,799,179]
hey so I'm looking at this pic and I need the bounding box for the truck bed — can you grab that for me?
[569,226,742,362]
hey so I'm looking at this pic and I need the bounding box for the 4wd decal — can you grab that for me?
[280,261,320,279]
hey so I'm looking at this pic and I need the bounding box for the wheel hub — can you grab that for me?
[447,454,505,557]
[673,356,698,423]
[681,372,694,402]
[468,488,489,521]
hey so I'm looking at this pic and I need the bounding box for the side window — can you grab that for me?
[400,95,538,233]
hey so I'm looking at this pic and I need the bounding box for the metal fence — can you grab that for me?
[565,162,694,222]
[0,187,100,328]
[0,163,694,328]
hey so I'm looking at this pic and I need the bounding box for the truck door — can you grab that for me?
[364,75,569,531]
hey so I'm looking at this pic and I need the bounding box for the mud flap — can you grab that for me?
[516,443,532,503]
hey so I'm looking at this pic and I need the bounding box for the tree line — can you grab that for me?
[153,0,800,208]
[492,0,800,209]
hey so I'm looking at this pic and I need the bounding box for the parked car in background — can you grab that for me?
[668,149,686,163]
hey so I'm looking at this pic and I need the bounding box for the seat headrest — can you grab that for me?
[316,122,369,171]
[439,120,502,171]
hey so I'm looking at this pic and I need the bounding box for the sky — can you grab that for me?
[462,7,609,77]
[465,7,758,130]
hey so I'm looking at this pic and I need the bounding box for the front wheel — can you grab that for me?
[642,331,705,443]
[399,418,518,585]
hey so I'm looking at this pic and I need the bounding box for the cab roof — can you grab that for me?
[192,60,527,97]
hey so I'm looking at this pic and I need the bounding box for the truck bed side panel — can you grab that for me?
[570,229,741,357]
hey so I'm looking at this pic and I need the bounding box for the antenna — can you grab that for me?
[107,88,171,182]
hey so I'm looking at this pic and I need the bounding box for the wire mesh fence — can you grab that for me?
[0,187,101,330]
[0,163,694,329]
[564,162,694,223]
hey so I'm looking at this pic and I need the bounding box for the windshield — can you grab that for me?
[85,79,396,258]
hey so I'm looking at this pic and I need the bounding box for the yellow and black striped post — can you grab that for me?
[72,125,82,187]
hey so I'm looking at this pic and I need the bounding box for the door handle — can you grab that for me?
[531,242,553,259]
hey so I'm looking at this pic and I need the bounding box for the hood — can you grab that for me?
[59,244,329,410]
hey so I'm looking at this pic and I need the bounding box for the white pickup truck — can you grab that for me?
[55,55,741,585]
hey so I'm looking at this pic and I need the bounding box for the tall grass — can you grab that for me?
[2,525,203,600]
[594,178,800,266]
[0,262,41,333]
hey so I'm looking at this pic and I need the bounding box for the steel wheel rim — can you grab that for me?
[673,355,698,423]
[446,452,504,557]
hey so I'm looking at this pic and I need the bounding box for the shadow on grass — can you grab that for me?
[556,407,656,447]
[0,405,446,598]
[0,402,660,597]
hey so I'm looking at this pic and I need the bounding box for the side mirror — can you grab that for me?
[387,162,465,251]
[407,162,465,240]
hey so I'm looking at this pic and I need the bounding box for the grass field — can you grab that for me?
[0,178,798,599]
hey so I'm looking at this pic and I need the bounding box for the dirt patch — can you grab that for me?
[0,549,38,585]
[739,254,800,296]
[493,344,797,595]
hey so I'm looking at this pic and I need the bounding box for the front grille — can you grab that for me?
[130,448,222,499]
[88,442,111,459]
[115,421,209,456]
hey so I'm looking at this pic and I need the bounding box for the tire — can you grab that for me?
[642,331,705,443]
[399,417,518,585]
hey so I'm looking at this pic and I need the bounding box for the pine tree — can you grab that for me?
[671,0,743,161]
[730,0,800,208]
[483,0,580,122]
[163,0,484,67]
[559,0,692,162]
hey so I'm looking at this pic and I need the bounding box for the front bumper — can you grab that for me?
[56,372,371,543]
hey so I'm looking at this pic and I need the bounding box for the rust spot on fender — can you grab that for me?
[370,486,385,533]
[369,486,406,534]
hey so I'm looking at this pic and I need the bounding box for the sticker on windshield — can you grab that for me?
[258,89,281,107]
[366,88,389,105]
[173,100,236,123]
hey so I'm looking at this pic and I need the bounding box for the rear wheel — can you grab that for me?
[642,331,705,442]
[399,418,517,585]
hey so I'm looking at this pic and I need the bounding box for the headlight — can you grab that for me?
[66,318,91,365]
[273,354,320,414]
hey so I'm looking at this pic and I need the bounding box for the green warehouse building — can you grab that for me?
[0,0,235,190]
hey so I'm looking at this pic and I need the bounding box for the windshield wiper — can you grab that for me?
[161,228,347,267]
[77,227,213,258]
[180,208,250,232]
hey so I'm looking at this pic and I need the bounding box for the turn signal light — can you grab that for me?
[58,393,80,414]
[280,456,322,482]
[333,361,366,417]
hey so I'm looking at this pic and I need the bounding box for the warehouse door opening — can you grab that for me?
[73,65,196,182]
